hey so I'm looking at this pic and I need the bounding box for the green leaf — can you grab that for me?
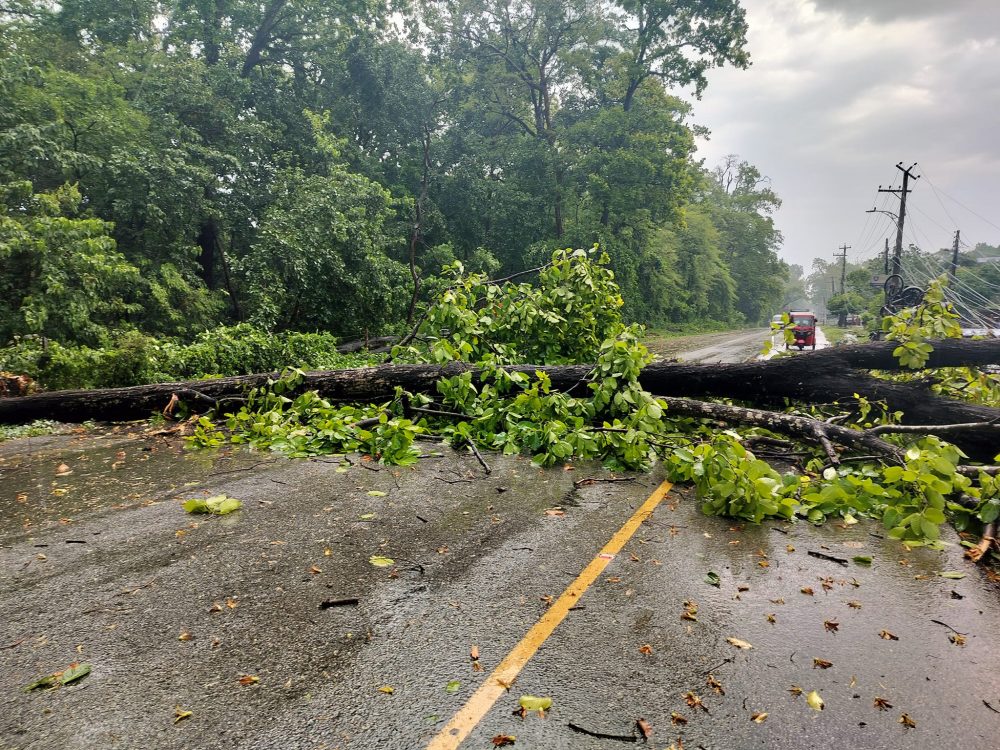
[704,571,721,587]
[59,663,91,685]
[183,495,242,515]
[369,555,395,568]
[367,491,387,497]
[519,695,553,711]
[936,571,966,579]
[22,674,58,692]
[852,556,872,566]
[446,680,460,694]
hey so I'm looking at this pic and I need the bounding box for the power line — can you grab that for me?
[920,169,1000,235]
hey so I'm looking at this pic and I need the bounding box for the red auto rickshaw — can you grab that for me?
[786,311,817,350]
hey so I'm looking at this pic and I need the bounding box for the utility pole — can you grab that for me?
[833,244,850,327]
[884,238,889,274]
[833,244,851,294]
[878,162,919,278]
[949,229,961,281]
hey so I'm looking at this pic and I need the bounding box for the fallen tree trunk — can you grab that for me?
[2,338,998,455]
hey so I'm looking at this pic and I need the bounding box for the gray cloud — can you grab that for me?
[692,0,1000,270]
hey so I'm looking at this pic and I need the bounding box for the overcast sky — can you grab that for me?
[692,0,1000,277]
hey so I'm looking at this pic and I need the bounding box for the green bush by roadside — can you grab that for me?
[0,324,381,390]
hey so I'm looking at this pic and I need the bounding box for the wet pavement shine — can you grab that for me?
[1,429,999,750]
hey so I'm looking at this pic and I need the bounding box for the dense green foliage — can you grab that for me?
[1,0,790,358]
[0,324,377,389]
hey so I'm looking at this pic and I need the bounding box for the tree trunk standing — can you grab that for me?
[3,339,998,455]
[196,218,220,290]
[407,125,432,324]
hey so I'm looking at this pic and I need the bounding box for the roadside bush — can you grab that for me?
[0,325,381,390]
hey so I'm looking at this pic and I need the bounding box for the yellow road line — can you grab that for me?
[425,480,673,750]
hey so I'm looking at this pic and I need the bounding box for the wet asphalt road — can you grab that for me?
[2,430,1000,750]
[673,329,770,364]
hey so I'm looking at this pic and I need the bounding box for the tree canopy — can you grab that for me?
[0,0,790,350]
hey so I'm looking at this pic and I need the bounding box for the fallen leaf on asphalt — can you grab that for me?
[936,571,966,580]
[60,662,90,685]
[949,633,966,647]
[629,552,641,562]
[852,556,872,566]
[238,675,259,686]
[874,697,893,711]
[766,613,776,624]
[847,600,862,609]
[758,560,770,568]
[681,601,698,622]
[309,565,322,575]
[770,598,785,605]
[704,571,721,587]
[751,712,768,723]
[706,675,725,695]
[789,685,803,696]
[639,644,653,656]
[606,576,621,583]
[173,707,193,724]
[683,692,708,712]
[470,645,480,660]
[183,495,242,515]
[812,658,833,669]
[378,685,394,694]
[178,631,192,641]
[824,620,839,633]
[491,735,516,747]
[878,630,898,641]
[518,695,552,715]
[806,690,824,711]
[726,637,753,650]
[209,602,223,613]
[670,712,687,726]
[899,713,916,728]
[369,555,395,568]
[801,587,814,596]
[786,544,795,553]
[446,680,461,694]
[367,491,387,497]
[636,718,652,739]
[437,546,449,555]
[737,585,750,592]
[226,597,238,609]
[540,594,554,606]
[544,508,565,517]
[359,513,375,520]
[55,463,72,476]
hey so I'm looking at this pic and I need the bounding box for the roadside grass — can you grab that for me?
[0,420,71,442]
[822,325,867,346]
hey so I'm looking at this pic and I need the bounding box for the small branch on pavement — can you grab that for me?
[964,521,996,563]
[566,722,637,743]
[929,619,969,636]
[807,550,849,567]
[466,439,492,475]
[573,476,638,488]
